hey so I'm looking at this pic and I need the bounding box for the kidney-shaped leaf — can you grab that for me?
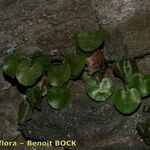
[3,53,21,78]
[114,88,141,115]
[66,53,85,79]
[47,87,71,109]
[47,63,71,87]
[16,60,43,86]
[18,101,33,125]
[77,29,104,52]
[26,88,42,109]
[129,73,150,97]
[86,77,113,102]
[113,59,138,83]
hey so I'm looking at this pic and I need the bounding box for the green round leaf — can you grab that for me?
[129,73,150,97]
[77,29,104,52]
[16,60,43,86]
[31,51,51,72]
[66,53,85,79]
[3,53,21,78]
[86,77,113,102]
[47,87,71,109]
[114,88,141,115]
[47,63,71,87]
[113,59,138,83]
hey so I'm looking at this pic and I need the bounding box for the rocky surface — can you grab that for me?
[136,55,150,74]
[0,70,20,140]
[19,78,149,150]
[0,0,150,149]
[0,0,97,62]
[0,0,150,62]
[0,70,64,150]
[95,0,150,60]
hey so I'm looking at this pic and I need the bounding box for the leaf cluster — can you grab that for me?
[3,51,86,125]
[113,60,150,115]
[2,26,150,143]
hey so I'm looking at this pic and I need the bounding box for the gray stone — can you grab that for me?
[0,0,149,61]
[19,79,149,149]
[0,0,150,149]
[0,0,97,59]
[136,55,150,74]
[95,0,150,60]
[0,70,64,150]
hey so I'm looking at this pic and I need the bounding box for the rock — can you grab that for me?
[0,70,21,139]
[19,79,149,149]
[95,0,150,60]
[0,0,97,59]
[82,136,148,150]
[0,70,64,150]
[0,0,22,6]
[0,0,149,61]
[136,55,150,74]
[0,0,150,149]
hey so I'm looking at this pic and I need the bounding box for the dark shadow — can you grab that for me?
[17,84,28,95]
[3,72,18,86]
[99,41,105,49]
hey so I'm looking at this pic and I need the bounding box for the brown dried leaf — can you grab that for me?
[85,49,105,75]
